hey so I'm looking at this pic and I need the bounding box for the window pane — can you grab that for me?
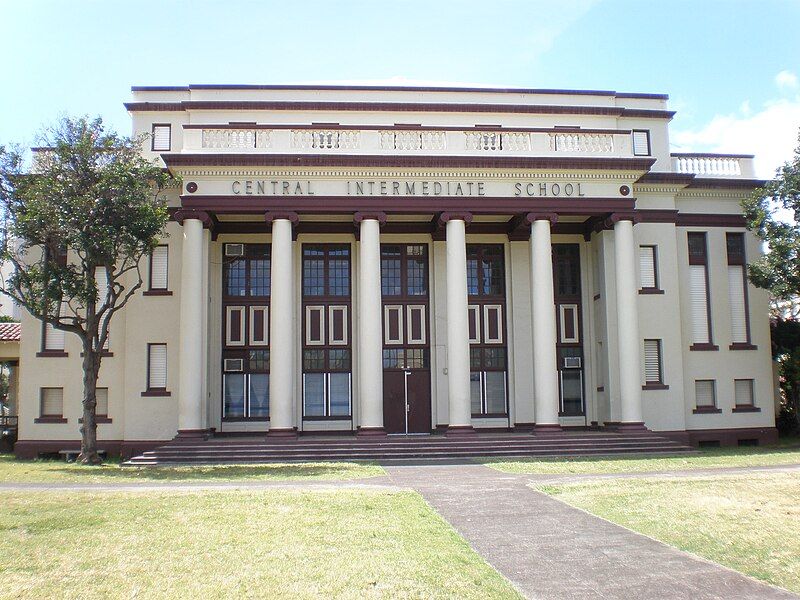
[470,372,482,414]
[249,374,269,417]
[329,373,351,416]
[328,349,351,371]
[249,350,269,372]
[470,347,482,370]
[483,254,504,296]
[381,247,402,296]
[303,373,325,416]
[688,233,707,261]
[303,258,325,296]
[407,257,427,296]
[328,258,350,296]
[467,259,479,295]
[695,380,715,407]
[735,379,754,406]
[484,371,507,413]
[303,349,325,371]
[484,347,507,369]
[561,370,583,415]
[225,260,247,296]
[555,245,580,296]
[249,258,270,296]
[405,348,428,369]
[383,349,404,369]
[224,374,246,417]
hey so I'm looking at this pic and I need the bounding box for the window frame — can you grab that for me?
[143,342,170,396]
[632,129,651,156]
[145,244,171,295]
[693,379,720,413]
[638,244,662,294]
[151,123,172,152]
[726,232,755,350]
[642,339,668,389]
[687,232,718,351]
[35,387,67,423]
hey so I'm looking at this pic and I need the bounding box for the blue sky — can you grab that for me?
[2,0,799,177]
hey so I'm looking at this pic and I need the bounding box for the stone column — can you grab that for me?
[528,213,561,431]
[442,212,475,435]
[612,215,645,429]
[266,212,298,437]
[175,210,211,439]
[355,212,387,435]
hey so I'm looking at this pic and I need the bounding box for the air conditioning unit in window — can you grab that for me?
[223,358,244,372]
[225,243,244,257]
[563,357,581,369]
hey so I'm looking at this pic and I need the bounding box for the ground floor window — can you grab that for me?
[303,372,351,417]
[223,373,269,419]
[470,347,507,416]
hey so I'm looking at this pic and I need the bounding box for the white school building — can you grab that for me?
[15,84,778,458]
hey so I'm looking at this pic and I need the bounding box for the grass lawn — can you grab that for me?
[539,472,800,594]
[0,455,385,483]
[484,444,800,475]
[0,489,520,599]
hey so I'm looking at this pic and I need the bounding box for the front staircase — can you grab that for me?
[124,430,694,465]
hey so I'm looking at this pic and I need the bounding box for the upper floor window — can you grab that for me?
[726,232,752,347]
[553,245,581,297]
[302,245,350,297]
[151,124,171,151]
[467,245,504,297]
[381,244,428,297]
[149,245,169,291]
[224,244,270,298]
[639,245,659,291]
[632,130,651,156]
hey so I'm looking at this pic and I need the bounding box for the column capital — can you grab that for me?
[525,212,558,226]
[606,211,641,227]
[264,211,299,225]
[353,211,387,226]
[174,209,212,228]
[438,211,473,226]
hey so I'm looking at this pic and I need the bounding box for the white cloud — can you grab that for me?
[672,98,800,179]
[776,70,799,91]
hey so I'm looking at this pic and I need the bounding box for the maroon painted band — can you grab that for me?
[438,211,474,226]
[264,211,300,225]
[173,209,212,228]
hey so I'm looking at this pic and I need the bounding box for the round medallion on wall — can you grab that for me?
[619,185,630,196]
[186,182,198,194]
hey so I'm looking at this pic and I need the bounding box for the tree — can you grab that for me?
[743,131,800,430]
[0,117,176,464]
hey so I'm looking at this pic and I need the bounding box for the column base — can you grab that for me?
[266,428,298,439]
[446,425,477,437]
[615,422,648,432]
[174,429,212,441]
[532,423,563,435]
[356,427,387,437]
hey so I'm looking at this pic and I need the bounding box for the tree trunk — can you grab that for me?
[78,340,103,465]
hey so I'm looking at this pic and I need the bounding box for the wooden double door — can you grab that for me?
[380,244,432,434]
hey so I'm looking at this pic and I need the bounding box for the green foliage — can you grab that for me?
[742,132,800,302]
[0,315,16,323]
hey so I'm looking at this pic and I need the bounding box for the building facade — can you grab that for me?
[15,85,778,457]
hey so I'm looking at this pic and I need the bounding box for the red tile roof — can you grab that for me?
[0,323,21,342]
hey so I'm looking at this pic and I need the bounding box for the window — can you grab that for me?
[726,233,751,347]
[734,379,755,407]
[553,244,585,416]
[151,124,171,151]
[467,245,504,297]
[224,244,270,298]
[643,339,663,385]
[149,245,169,291]
[688,232,715,348]
[632,130,651,156]
[147,343,168,392]
[223,371,270,419]
[639,245,659,290]
[40,387,64,418]
[96,387,109,418]
[694,380,717,409]
[41,301,66,354]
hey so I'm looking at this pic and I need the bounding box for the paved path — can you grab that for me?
[385,463,798,600]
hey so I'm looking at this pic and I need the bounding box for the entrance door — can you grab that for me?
[381,244,431,434]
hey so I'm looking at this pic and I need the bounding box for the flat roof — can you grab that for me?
[130,84,669,100]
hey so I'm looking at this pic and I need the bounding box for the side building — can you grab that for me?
[15,84,777,458]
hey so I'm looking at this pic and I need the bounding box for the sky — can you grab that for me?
[1,0,799,178]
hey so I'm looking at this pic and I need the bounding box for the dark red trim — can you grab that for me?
[264,211,300,225]
[141,390,171,397]
[33,417,68,424]
[642,383,670,390]
[173,209,213,228]
[353,211,388,226]
[267,428,299,438]
[690,343,719,351]
[636,172,695,185]
[729,343,758,351]
[79,417,112,424]
[446,425,477,436]
[676,214,748,227]
[133,84,668,100]
[732,406,761,413]
[36,350,68,358]
[127,100,675,119]
[182,195,636,216]
[162,153,656,171]
[14,439,167,460]
[356,427,387,437]
[693,406,722,414]
[143,290,173,296]
[151,123,171,152]
[533,424,563,433]
[660,427,778,448]
[638,288,664,295]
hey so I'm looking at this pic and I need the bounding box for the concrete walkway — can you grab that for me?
[385,463,798,600]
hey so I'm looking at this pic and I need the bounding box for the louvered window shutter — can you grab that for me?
[639,246,656,289]
[632,130,650,156]
[41,388,64,416]
[728,266,748,343]
[96,388,109,416]
[44,302,65,351]
[150,246,168,289]
[644,339,662,383]
[148,344,167,389]
[734,379,754,406]
[694,380,715,407]
[152,125,171,151]
[95,267,108,308]
[689,266,710,343]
